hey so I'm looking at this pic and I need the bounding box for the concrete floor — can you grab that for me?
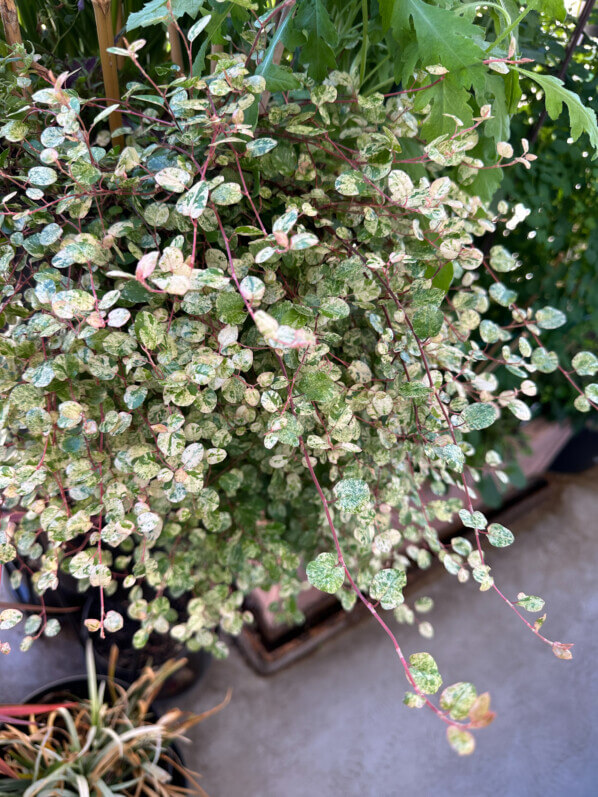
[2,471,597,797]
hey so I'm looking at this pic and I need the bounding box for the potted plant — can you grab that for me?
[81,586,213,697]
[0,643,229,794]
[0,0,596,753]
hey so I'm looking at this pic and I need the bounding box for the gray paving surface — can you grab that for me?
[2,472,597,797]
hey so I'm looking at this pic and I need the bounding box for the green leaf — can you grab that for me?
[398,382,431,399]
[39,223,62,246]
[246,138,278,158]
[451,537,472,557]
[293,0,338,82]
[188,14,211,41]
[258,63,299,93]
[0,543,16,563]
[516,593,545,612]
[487,523,514,547]
[490,246,519,273]
[134,311,164,349]
[461,402,498,431]
[527,0,566,21]
[489,282,517,307]
[335,170,369,197]
[388,170,413,202]
[408,651,442,694]
[52,290,95,319]
[531,347,559,374]
[572,351,598,377]
[191,3,232,76]
[274,209,298,233]
[424,261,453,293]
[155,167,192,193]
[381,0,485,76]
[0,609,23,630]
[91,104,121,129]
[71,161,101,186]
[320,297,350,319]
[124,385,148,410]
[333,479,370,513]
[216,292,246,324]
[414,74,474,140]
[126,0,203,30]
[440,682,477,720]
[296,371,336,402]
[306,552,345,594]
[176,180,209,219]
[436,443,464,473]
[446,726,476,756]
[211,182,243,206]
[104,610,124,633]
[404,692,426,708]
[23,362,55,388]
[127,0,172,28]
[370,568,406,610]
[536,306,566,330]
[290,232,319,251]
[585,384,598,403]
[251,7,300,100]
[515,68,598,151]
[28,166,57,186]
[412,305,443,339]
[458,509,487,529]
[0,119,29,142]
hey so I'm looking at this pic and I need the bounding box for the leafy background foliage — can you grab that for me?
[498,7,598,420]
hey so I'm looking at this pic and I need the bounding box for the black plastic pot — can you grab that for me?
[82,592,212,699]
[5,560,84,609]
[549,426,598,473]
[3,561,85,637]
[21,675,188,789]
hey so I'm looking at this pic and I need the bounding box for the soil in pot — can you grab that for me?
[82,592,212,699]
[19,676,188,790]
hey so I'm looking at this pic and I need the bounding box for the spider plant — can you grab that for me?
[0,643,229,795]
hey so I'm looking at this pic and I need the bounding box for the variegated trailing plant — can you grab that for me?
[0,0,597,754]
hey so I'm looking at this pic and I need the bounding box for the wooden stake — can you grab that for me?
[168,22,185,72]
[92,0,124,149]
[210,43,223,74]
[115,2,125,71]
[0,0,24,72]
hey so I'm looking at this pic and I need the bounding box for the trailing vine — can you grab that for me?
[0,0,596,754]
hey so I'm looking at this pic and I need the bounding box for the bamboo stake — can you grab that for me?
[168,22,185,72]
[115,1,125,71]
[210,43,223,74]
[0,0,24,72]
[92,0,125,149]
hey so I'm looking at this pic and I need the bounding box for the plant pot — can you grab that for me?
[3,561,84,637]
[548,425,598,473]
[2,526,91,620]
[82,592,212,699]
[20,676,187,789]
[4,560,85,609]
